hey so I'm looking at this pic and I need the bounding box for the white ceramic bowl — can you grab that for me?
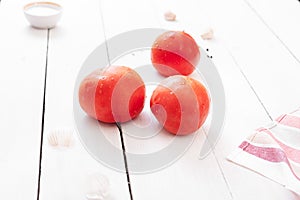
[24,2,63,29]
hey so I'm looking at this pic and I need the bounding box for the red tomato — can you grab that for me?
[79,66,146,123]
[150,75,209,135]
[151,31,200,76]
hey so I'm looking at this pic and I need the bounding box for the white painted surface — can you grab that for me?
[99,0,300,199]
[246,0,300,63]
[217,0,300,118]
[1,0,300,199]
[0,0,46,199]
[38,0,130,200]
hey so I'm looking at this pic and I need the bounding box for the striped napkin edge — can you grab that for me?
[227,108,300,195]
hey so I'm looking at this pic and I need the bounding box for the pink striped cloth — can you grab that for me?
[228,108,300,195]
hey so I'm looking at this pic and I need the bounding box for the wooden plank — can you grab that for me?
[99,0,158,38]
[245,0,300,64]
[208,42,300,200]
[212,0,300,118]
[39,0,131,199]
[197,0,300,199]
[102,0,300,199]
[99,0,232,199]
[241,0,300,117]
[133,0,284,198]
[0,0,47,199]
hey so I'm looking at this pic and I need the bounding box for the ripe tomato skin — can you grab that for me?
[79,66,146,123]
[151,31,200,76]
[150,75,209,135]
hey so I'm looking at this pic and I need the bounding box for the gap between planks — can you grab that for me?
[243,0,300,65]
[146,2,236,199]
[99,0,111,66]
[203,129,234,199]
[226,48,273,121]
[98,1,134,199]
[97,1,275,199]
[116,123,134,200]
[36,29,50,200]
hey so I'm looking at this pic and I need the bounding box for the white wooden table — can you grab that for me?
[1,0,300,199]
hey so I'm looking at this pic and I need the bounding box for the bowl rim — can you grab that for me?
[23,1,63,17]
